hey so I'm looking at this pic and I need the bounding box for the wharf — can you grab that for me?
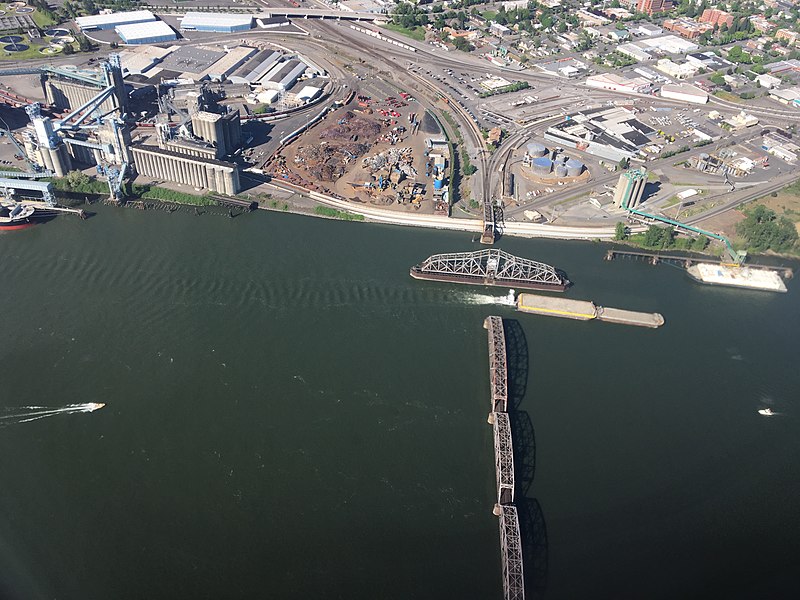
[516,293,664,328]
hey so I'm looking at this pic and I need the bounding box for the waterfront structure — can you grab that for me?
[179,12,253,33]
[130,145,240,194]
[76,10,157,31]
[613,167,647,209]
[116,21,177,45]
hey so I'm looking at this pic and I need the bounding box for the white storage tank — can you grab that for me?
[565,158,584,177]
[526,142,547,158]
[555,164,568,178]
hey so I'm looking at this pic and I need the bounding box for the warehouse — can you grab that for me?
[660,83,709,104]
[179,12,253,33]
[117,21,178,45]
[260,59,307,91]
[76,10,157,31]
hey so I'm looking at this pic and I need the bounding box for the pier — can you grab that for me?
[606,249,794,279]
[483,316,525,600]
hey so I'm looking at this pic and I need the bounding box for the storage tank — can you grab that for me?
[434,178,444,190]
[555,164,568,178]
[565,158,584,177]
[532,156,553,175]
[525,142,547,158]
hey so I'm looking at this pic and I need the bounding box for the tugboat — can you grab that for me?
[0,202,39,231]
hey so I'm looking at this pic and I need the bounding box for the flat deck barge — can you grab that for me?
[516,293,664,328]
[687,263,787,293]
[410,248,568,292]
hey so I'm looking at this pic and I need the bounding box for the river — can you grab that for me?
[1,206,798,599]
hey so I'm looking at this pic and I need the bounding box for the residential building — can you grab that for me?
[699,9,734,28]
[663,17,713,39]
[775,29,799,47]
[635,0,673,15]
[749,16,776,34]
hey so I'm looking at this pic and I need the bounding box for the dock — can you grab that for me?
[516,293,664,328]
[606,249,794,280]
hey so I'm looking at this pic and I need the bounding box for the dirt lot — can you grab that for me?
[273,92,447,214]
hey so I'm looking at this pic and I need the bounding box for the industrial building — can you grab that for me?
[130,145,240,195]
[191,111,242,158]
[586,73,652,94]
[76,10,157,31]
[260,59,308,91]
[660,83,708,104]
[544,107,655,163]
[116,21,178,45]
[180,12,253,33]
[613,168,648,209]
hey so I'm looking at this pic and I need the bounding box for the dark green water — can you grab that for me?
[1,206,798,600]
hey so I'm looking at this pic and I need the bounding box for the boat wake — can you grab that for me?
[463,289,517,307]
[0,403,105,426]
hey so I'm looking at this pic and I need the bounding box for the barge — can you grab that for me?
[516,293,664,328]
[687,263,787,293]
[410,248,569,292]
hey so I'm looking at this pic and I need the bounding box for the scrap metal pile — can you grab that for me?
[319,112,381,141]
[294,142,369,181]
[362,147,417,179]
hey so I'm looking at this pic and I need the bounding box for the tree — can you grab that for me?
[736,205,798,252]
[614,221,627,241]
[66,170,90,189]
[618,157,629,170]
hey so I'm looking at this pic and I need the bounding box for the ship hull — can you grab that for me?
[410,268,569,292]
[0,220,37,231]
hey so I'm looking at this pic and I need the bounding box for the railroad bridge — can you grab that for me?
[412,248,565,290]
[484,316,525,600]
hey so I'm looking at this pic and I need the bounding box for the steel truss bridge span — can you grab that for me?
[412,249,566,291]
[483,316,525,600]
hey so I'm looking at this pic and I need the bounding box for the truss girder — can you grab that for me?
[493,411,515,506]
[485,316,508,413]
[417,249,561,285]
[499,505,525,600]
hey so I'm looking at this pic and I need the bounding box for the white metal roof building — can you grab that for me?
[179,12,253,33]
[76,10,156,31]
[660,83,709,105]
[116,21,177,45]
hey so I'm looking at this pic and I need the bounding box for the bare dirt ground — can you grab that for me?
[276,92,443,214]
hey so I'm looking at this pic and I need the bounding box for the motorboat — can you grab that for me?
[758,408,775,416]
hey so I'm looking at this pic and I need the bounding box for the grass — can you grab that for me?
[381,23,426,42]
[482,11,498,21]
[49,176,110,195]
[314,206,365,221]
[32,9,58,29]
[713,90,745,103]
[132,184,217,206]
